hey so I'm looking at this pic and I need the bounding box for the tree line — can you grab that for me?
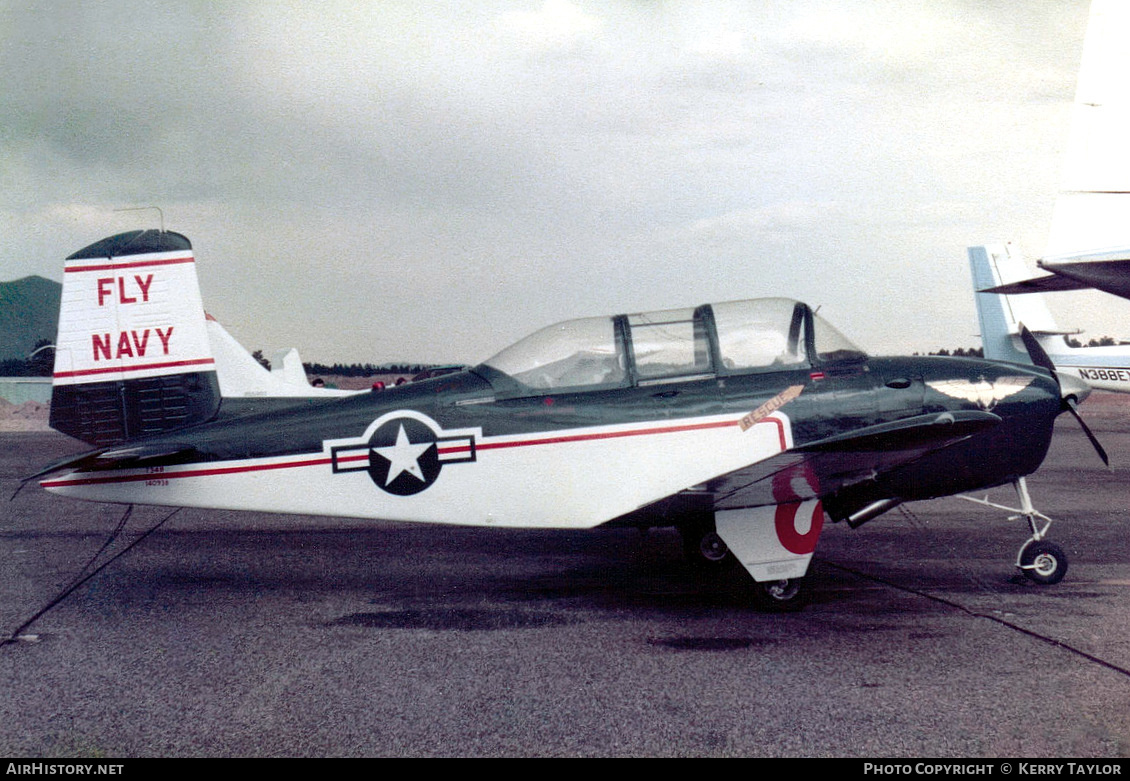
[1,342,438,378]
[0,339,53,376]
[248,350,436,376]
[302,361,436,377]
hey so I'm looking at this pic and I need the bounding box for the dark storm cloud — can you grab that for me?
[0,1,1100,364]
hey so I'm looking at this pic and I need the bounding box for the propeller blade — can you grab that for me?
[1065,398,1111,470]
[1018,323,1058,379]
[1017,325,1108,469]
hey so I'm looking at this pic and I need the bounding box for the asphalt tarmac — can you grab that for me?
[2,413,1130,758]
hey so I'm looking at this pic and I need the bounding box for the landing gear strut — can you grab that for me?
[961,476,1068,585]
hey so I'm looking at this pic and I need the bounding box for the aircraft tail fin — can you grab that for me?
[50,230,221,447]
[968,244,1066,364]
[204,315,354,398]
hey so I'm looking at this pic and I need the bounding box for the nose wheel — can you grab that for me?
[1018,539,1068,585]
[960,476,1069,585]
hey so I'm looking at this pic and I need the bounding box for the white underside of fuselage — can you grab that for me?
[41,410,794,530]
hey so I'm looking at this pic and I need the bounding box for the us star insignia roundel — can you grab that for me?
[326,412,477,495]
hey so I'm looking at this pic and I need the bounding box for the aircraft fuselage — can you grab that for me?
[41,355,1060,531]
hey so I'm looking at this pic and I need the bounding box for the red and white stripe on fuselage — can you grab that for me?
[42,409,796,531]
[53,249,214,385]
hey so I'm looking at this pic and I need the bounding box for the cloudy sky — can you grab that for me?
[4,0,1119,365]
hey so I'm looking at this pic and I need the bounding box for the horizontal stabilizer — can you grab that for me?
[28,441,203,482]
[985,251,1130,297]
[1034,258,1130,301]
[25,448,109,482]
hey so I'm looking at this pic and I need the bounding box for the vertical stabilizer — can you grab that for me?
[271,348,312,387]
[968,244,1062,363]
[204,315,355,398]
[50,230,220,446]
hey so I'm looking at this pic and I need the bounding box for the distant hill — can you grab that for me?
[0,276,61,362]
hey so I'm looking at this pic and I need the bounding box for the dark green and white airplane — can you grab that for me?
[34,230,1106,608]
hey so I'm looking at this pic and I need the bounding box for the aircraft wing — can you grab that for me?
[706,409,1000,511]
[983,257,1130,298]
[981,274,1091,295]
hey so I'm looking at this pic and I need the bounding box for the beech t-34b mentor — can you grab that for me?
[34,230,1107,609]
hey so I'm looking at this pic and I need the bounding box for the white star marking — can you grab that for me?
[371,424,432,485]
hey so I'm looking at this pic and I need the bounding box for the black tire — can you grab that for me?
[680,522,731,569]
[1019,540,1068,585]
[754,578,809,612]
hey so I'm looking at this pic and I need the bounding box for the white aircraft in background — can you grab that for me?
[987,0,1130,300]
[969,243,1130,394]
[969,0,1130,393]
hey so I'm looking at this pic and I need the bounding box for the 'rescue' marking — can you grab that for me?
[739,385,804,431]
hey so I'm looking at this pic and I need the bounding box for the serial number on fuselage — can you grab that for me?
[1076,367,1130,384]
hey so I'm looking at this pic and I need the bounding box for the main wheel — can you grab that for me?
[696,530,729,562]
[754,578,809,612]
[1019,540,1068,585]
[680,522,731,569]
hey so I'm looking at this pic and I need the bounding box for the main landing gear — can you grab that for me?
[960,476,1068,585]
[752,578,810,612]
[677,515,810,611]
[680,519,731,570]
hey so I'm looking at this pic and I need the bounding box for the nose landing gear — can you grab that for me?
[960,476,1068,585]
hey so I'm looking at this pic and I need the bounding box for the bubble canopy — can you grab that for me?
[478,298,865,393]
